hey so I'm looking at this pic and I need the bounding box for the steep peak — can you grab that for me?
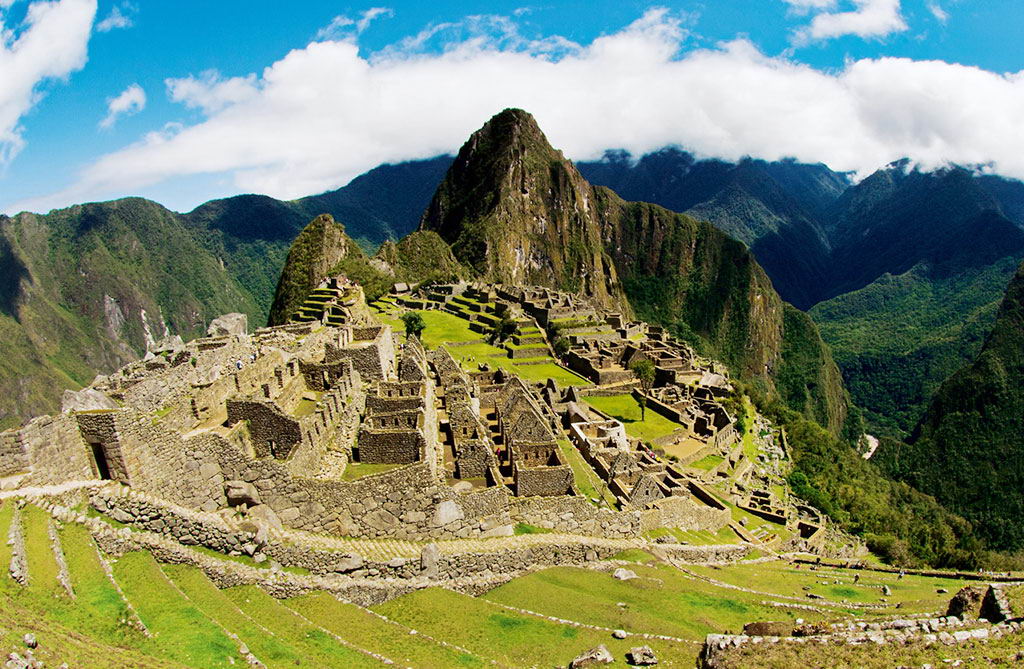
[267,213,353,326]
[452,107,563,174]
[419,108,624,308]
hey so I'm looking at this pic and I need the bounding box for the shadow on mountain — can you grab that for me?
[0,234,29,319]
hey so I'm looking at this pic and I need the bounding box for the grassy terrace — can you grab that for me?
[556,439,618,507]
[646,526,741,545]
[374,585,692,666]
[584,393,681,444]
[372,305,590,387]
[288,592,485,668]
[686,561,964,614]
[112,551,242,667]
[342,461,405,480]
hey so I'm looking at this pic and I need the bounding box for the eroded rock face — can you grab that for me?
[61,388,118,414]
[207,313,248,337]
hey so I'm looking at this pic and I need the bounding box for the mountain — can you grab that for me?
[810,166,1024,435]
[878,261,1024,551]
[422,109,851,433]
[268,214,354,325]
[577,149,847,309]
[420,109,627,310]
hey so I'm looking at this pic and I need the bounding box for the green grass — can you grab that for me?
[686,561,963,613]
[342,461,405,480]
[380,308,590,386]
[287,592,486,668]
[374,586,689,667]
[161,564,303,667]
[481,564,821,648]
[584,394,682,443]
[690,454,724,471]
[644,526,740,545]
[21,504,61,596]
[222,585,369,666]
[609,549,657,563]
[112,551,241,667]
[556,439,618,507]
[292,397,317,418]
[513,522,552,535]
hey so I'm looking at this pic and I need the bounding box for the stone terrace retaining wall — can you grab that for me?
[510,496,642,538]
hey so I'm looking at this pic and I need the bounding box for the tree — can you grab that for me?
[630,358,656,420]
[400,311,426,341]
[488,314,518,344]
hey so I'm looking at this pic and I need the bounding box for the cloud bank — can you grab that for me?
[13,7,1024,213]
[0,0,96,165]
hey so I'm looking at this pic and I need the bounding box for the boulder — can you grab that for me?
[612,629,627,639]
[245,505,283,533]
[207,313,248,337]
[421,542,440,579]
[452,481,474,493]
[569,644,613,667]
[627,645,658,666]
[946,586,987,619]
[333,553,364,573]
[742,621,793,636]
[613,568,638,581]
[61,388,118,414]
[224,480,260,507]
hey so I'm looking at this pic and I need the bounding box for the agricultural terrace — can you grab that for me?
[371,300,590,387]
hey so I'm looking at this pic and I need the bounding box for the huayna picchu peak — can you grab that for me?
[2,110,1024,668]
[423,109,851,436]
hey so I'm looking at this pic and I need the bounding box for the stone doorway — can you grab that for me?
[89,441,112,480]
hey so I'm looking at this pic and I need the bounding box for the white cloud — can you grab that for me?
[793,0,907,44]
[927,2,949,24]
[13,8,1024,213]
[166,71,257,114]
[782,0,838,13]
[95,1,134,32]
[315,7,392,41]
[99,82,144,128]
[0,0,96,165]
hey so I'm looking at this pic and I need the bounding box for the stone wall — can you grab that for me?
[0,431,27,478]
[510,496,642,538]
[641,495,731,533]
[0,413,94,486]
[226,400,302,459]
[514,461,574,497]
[357,427,424,464]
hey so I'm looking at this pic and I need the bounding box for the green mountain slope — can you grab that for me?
[810,169,1024,435]
[879,261,1024,551]
[0,198,256,428]
[811,259,1018,435]
[422,108,850,433]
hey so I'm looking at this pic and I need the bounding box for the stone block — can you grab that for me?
[225,480,261,507]
[433,500,464,527]
[278,507,301,524]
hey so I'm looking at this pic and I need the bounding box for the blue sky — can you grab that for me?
[2,0,1022,214]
